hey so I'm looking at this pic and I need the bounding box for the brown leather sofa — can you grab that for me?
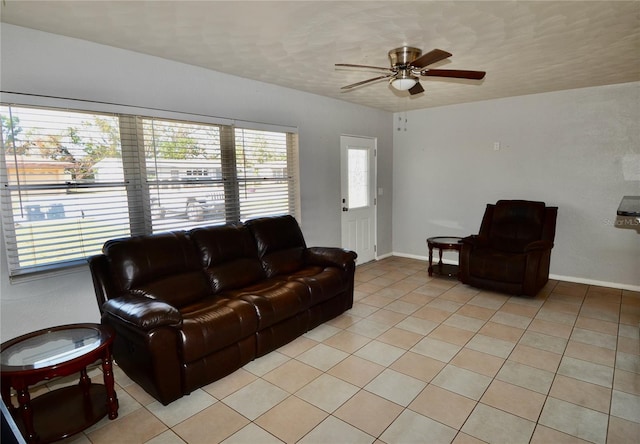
[459,200,557,296]
[89,215,357,405]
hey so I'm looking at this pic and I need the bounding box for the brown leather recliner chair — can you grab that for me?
[459,200,558,296]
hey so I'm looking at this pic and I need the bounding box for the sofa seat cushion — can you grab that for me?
[231,280,311,330]
[469,248,526,284]
[130,272,212,309]
[288,266,348,305]
[222,277,288,296]
[179,297,258,363]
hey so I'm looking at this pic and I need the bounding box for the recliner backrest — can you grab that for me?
[245,215,306,277]
[482,200,547,252]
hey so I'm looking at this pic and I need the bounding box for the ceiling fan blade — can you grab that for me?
[421,69,486,80]
[408,82,425,95]
[411,49,452,68]
[335,63,392,72]
[340,74,393,90]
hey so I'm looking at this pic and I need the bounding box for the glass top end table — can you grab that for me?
[426,236,463,278]
[1,327,102,370]
[1,323,119,444]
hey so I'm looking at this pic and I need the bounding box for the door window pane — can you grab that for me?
[348,148,369,209]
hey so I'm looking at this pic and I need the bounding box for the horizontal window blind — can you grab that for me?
[1,103,299,277]
[1,105,131,275]
[235,129,298,220]
[142,117,228,233]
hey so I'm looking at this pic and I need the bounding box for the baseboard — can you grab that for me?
[392,251,453,264]
[387,252,640,292]
[547,274,640,292]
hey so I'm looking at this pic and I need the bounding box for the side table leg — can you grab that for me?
[428,245,434,277]
[101,351,119,419]
[16,387,38,444]
[79,368,91,390]
[1,382,13,411]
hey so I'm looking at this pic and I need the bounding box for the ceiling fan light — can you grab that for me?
[391,77,417,91]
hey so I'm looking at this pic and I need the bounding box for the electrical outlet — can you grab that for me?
[493,142,501,151]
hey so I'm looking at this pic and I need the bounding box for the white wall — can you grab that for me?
[393,82,640,290]
[0,24,393,340]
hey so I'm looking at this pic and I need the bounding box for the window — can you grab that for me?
[1,104,299,277]
[347,147,370,209]
[235,128,298,220]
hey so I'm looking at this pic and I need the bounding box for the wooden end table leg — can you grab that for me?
[16,385,38,443]
[101,350,119,420]
[79,368,91,390]
[428,244,434,276]
[1,381,13,411]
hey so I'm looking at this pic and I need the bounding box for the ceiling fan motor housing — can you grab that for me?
[388,46,422,67]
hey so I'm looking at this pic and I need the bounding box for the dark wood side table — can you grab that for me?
[427,236,463,277]
[1,324,118,444]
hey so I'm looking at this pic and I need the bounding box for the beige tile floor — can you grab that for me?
[30,257,640,443]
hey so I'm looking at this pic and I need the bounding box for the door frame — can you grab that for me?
[340,134,377,264]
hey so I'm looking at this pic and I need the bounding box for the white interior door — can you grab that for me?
[341,135,376,264]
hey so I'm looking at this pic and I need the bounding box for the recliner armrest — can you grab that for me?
[461,235,489,248]
[102,295,183,331]
[305,247,357,270]
[524,240,554,252]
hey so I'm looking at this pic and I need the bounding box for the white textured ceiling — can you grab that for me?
[1,1,639,112]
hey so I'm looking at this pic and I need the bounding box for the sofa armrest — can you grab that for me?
[305,247,357,270]
[88,254,118,314]
[102,295,183,331]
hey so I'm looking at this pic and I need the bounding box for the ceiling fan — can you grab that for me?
[336,46,486,95]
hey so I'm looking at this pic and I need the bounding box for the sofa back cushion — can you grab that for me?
[103,231,210,308]
[245,215,306,277]
[190,224,266,293]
